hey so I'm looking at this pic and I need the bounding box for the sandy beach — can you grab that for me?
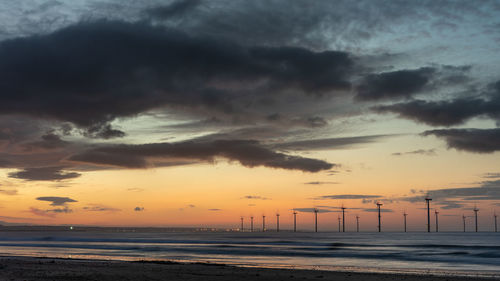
[0,257,497,281]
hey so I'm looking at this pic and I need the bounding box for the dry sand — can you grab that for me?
[0,256,498,281]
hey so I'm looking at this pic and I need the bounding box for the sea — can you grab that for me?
[0,227,499,277]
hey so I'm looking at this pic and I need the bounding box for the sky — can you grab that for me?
[0,0,500,231]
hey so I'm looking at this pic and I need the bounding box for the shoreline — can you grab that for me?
[0,256,498,281]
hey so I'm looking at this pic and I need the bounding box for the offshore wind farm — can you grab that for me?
[1,0,500,280]
[237,197,499,233]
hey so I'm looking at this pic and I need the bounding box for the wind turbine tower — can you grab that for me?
[240,216,244,232]
[356,215,360,232]
[425,196,432,232]
[314,208,318,232]
[474,206,479,232]
[341,205,346,232]
[376,202,383,232]
[462,214,466,232]
[293,210,297,232]
[250,216,254,232]
[276,213,280,232]
[434,209,439,232]
[262,215,266,232]
[403,211,408,232]
[495,212,498,233]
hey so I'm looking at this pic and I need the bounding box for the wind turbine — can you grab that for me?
[356,214,360,232]
[376,202,383,232]
[474,206,479,232]
[337,215,341,232]
[494,211,498,233]
[462,214,466,232]
[403,211,408,232]
[425,195,432,232]
[262,215,266,232]
[341,205,347,232]
[434,209,439,232]
[240,216,244,232]
[293,210,297,232]
[276,213,280,232]
[314,208,319,232]
[250,216,254,232]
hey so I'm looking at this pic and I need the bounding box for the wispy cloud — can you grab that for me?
[83,204,120,212]
[315,194,381,200]
[391,149,436,156]
[242,195,270,200]
[363,208,393,213]
[304,181,339,185]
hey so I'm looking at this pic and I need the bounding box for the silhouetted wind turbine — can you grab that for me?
[425,196,432,232]
[293,210,297,232]
[250,216,254,232]
[240,216,244,232]
[341,205,346,232]
[376,202,383,232]
[462,214,466,232]
[434,209,439,232]
[276,213,280,232]
[356,215,360,232]
[495,212,498,233]
[474,206,479,232]
[403,211,408,232]
[337,215,341,232]
[314,208,318,232]
[262,215,266,232]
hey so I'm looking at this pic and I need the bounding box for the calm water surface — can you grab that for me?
[0,230,499,276]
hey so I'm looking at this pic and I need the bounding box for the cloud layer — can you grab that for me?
[70,139,334,172]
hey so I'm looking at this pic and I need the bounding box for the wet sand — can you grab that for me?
[0,256,497,281]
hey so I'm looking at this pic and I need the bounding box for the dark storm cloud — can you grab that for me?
[0,159,11,167]
[70,140,334,172]
[0,20,353,136]
[422,128,500,153]
[274,135,389,151]
[21,133,68,151]
[315,194,382,200]
[8,167,81,181]
[146,0,202,19]
[374,80,500,126]
[391,149,436,156]
[83,124,126,139]
[374,96,500,127]
[36,196,78,206]
[143,0,496,51]
[356,68,435,101]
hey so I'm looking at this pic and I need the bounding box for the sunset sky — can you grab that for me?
[0,0,499,231]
